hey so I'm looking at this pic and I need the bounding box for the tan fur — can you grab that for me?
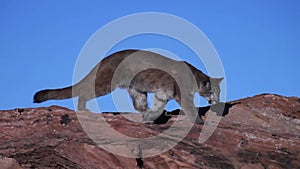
[34,49,223,123]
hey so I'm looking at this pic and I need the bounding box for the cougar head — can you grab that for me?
[199,77,223,105]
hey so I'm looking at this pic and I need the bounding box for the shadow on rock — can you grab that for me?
[154,102,239,124]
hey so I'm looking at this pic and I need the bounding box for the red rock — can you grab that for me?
[0,94,299,169]
[0,157,24,169]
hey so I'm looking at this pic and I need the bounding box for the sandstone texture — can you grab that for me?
[0,94,299,169]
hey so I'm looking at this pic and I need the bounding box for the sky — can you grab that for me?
[1,0,299,112]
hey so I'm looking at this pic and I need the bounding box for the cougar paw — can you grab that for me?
[142,111,161,123]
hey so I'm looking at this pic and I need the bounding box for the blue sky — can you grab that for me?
[1,1,299,111]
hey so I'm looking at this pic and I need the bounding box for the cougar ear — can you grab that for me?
[211,77,224,84]
[217,77,224,83]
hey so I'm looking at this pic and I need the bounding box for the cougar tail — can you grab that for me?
[33,86,73,103]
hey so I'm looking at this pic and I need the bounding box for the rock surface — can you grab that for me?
[0,94,299,169]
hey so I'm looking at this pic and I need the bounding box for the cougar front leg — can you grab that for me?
[128,88,150,115]
[143,92,168,122]
[177,93,204,124]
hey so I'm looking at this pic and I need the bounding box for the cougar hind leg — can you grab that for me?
[76,81,114,111]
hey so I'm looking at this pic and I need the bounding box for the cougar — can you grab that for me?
[34,49,223,124]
